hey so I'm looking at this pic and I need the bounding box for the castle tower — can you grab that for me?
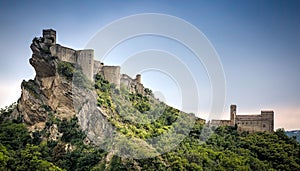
[43,29,56,44]
[230,104,237,125]
[261,110,274,132]
[76,49,94,80]
[136,74,141,83]
[102,66,121,88]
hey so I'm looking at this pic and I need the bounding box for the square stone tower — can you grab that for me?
[43,29,56,44]
[77,49,94,81]
[230,104,237,125]
[261,111,274,132]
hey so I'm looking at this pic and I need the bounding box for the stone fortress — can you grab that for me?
[42,29,274,133]
[42,29,145,95]
[209,105,274,133]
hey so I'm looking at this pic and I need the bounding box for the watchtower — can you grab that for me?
[43,29,56,44]
[136,74,141,83]
[261,110,274,132]
[230,104,237,125]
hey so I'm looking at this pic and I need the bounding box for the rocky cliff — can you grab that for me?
[11,36,112,142]
[12,37,73,128]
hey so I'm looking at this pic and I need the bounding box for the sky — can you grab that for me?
[0,0,299,130]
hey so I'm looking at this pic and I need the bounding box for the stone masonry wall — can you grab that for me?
[120,74,144,95]
[50,45,94,80]
[43,29,144,94]
[210,105,274,133]
[76,50,94,80]
[235,110,274,133]
[50,45,77,63]
[93,60,103,75]
[102,66,121,88]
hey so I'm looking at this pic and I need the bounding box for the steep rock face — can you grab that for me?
[30,37,57,78]
[12,36,113,144]
[12,38,75,130]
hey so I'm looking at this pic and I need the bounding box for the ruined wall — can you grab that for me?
[120,74,144,95]
[120,74,134,91]
[135,83,144,95]
[102,66,121,88]
[43,29,56,44]
[93,60,103,75]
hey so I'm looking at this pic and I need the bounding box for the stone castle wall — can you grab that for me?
[120,74,144,95]
[49,45,94,80]
[235,111,274,133]
[101,66,121,88]
[210,120,232,126]
[76,50,94,81]
[50,45,77,63]
[210,105,274,133]
[42,29,145,94]
[93,61,103,75]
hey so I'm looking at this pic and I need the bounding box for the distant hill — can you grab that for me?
[286,130,300,142]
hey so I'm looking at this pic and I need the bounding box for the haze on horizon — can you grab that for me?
[0,0,299,130]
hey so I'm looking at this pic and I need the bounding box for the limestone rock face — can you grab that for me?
[29,38,57,78]
[12,38,76,127]
[11,36,113,146]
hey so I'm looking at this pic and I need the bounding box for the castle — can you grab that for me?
[42,29,145,94]
[209,105,274,133]
[42,29,274,133]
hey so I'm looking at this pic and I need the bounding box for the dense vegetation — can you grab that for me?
[58,61,92,89]
[94,74,185,140]
[0,73,299,170]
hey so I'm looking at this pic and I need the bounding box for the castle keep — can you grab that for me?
[210,105,274,133]
[42,29,145,95]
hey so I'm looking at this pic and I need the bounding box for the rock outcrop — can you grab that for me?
[11,36,113,142]
[12,37,74,128]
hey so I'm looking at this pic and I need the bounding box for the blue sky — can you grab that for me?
[0,0,299,130]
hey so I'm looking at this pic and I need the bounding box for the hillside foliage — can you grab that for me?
[0,74,299,170]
